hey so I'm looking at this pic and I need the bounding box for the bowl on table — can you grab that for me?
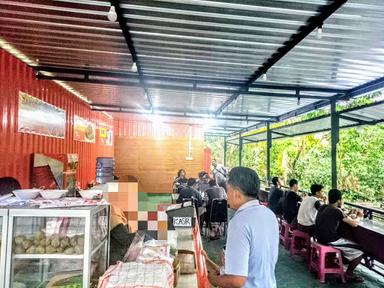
[78,189,103,200]
[12,189,42,200]
[39,189,67,199]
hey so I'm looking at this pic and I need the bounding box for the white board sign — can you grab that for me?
[173,217,192,227]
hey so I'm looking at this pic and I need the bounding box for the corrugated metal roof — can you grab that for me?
[1,0,384,136]
[259,0,384,89]
[0,0,134,70]
[124,0,324,82]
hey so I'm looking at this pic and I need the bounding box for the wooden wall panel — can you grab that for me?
[115,136,205,193]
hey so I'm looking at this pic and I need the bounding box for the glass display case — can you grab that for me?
[0,209,9,288]
[5,205,109,288]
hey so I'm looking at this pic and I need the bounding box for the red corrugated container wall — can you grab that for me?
[0,49,114,189]
[114,118,204,138]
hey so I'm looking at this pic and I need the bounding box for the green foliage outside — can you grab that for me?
[205,92,384,206]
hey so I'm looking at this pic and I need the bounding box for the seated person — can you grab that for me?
[109,205,135,265]
[109,206,152,265]
[297,184,325,235]
[176,177,203,207]
[173,169,187,193]
[282,179,302,225]
[268,176,284,215]
[198,171,211,194]
[205,179,227,206]
[316,189,364,283]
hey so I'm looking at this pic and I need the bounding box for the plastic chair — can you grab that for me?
[279,220,293,249]
[290,230,311,263]
[309,240,346,284]
[206,199,228,238]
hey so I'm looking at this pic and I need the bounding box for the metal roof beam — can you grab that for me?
[90,103,266,122]
[344,76,384,99]
[215,0,348,116]
[36,74,332,100]
[110,0,153,108]
[33,65,346,94]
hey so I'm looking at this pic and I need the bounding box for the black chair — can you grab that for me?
[206,198,228,238]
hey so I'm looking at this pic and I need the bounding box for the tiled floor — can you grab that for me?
[141,194,384,287]
[202,238,384,288]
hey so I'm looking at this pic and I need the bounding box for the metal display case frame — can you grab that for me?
[5,205,110,288]
[0,209,9,288]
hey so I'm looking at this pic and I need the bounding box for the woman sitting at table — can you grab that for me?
[315,189,365,283]
[172,169,188,193]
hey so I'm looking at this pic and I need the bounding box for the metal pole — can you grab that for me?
[239,135,243,166]
[223,136,227,167]
[331,100,339,188]
[266,122,272,184]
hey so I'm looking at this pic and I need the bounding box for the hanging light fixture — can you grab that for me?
[107,5,117,22]
[316,24,323,39]
[131,62,137,72]
[262,73,267,81]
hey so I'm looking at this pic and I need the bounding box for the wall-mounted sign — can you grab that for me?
[173,217,192,227]
[74,115,95,143]
[18,92,66,138]
[99,126,113,146]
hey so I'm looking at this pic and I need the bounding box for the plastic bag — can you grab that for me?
[136,239,173,265]
[122,231,147,262]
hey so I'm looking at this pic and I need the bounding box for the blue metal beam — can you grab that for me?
[345,76,384,99]
[215,0,348,116]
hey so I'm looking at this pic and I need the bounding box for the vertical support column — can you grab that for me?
[223,136,227,167]
[239,135,243,166]
[331,100,339,189]
[266,122,272,185]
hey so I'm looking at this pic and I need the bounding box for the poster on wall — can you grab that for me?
[74,115,96,143]
[99,125,113,146]
[18,92,66,138]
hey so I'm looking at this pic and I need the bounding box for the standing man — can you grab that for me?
[212,158,228,191]
[207,167,279,288]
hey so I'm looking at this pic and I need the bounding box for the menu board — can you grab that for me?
[18,92,65,138]
[74,115,95,143]
[99,125,113,146]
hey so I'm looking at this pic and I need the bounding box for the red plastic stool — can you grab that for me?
[290,230,311,263]
[279,220,293,249]
[309,241,346,283]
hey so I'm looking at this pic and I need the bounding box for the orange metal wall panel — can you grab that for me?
[0,49,114,188]
[114,119,204,138]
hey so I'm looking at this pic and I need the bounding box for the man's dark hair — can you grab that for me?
[289,179,298,188]
[272,177,279,186]
[310,184,323,196]
[208,179,216,187]
[328,189,342,204]
[187,178,197,187]
[227,167,260,198]
[198,171,208,178]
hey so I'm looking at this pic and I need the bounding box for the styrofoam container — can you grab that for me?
[13,189,41,200]
[40,190,67,199]
[79,189,103,200]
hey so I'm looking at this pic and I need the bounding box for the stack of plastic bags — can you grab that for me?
[98,235,174,288]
